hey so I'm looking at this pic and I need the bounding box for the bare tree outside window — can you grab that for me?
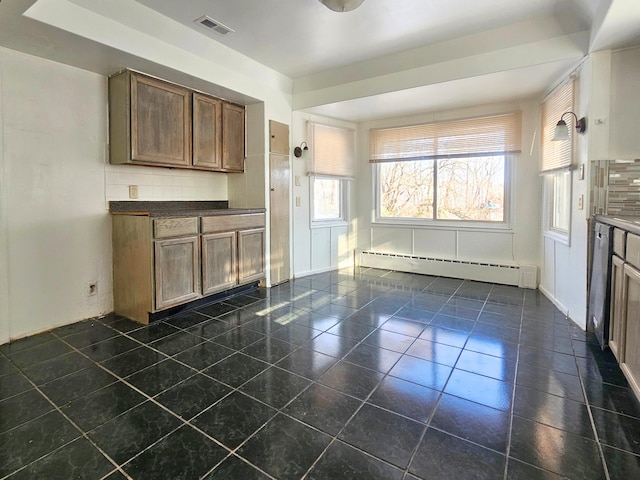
[437,156,504,221]
[378,156,506,222]
[313,177,342,221]
[551,170,570,232]
[380,160,434,218]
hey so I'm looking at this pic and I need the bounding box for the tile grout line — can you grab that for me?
[572,336,612,480]
[296,275,436,478]
[399,278,484,480]
[44,331,251,476]
[0,353,128,480]
[501,284,525,480]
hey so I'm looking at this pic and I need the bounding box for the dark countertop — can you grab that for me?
[594,215,640,236]
[109,201,266,217]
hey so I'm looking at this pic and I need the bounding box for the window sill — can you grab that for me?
[544,228,570,247]
[372,219,513,234]
[311,220,348,230]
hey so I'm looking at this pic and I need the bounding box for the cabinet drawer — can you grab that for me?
[614,228,627,257]
[201,214,265,234]
[627,233,640,270]
[153,217,198,238]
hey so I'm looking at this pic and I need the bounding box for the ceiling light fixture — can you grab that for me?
[552,111,586,141]
[319,0,365,12]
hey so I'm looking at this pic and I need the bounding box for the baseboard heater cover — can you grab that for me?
[360,251,537,289]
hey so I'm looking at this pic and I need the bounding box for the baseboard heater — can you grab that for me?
[360,251,537,289]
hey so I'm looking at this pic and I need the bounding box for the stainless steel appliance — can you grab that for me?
[588,221,613,349]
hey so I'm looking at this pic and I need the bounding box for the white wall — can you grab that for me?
[539,60,591,328]
[291,112,357,277]
[355,101,541,273]
[0,47,112,342]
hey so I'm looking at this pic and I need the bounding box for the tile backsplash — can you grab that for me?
[591,160,640,216]
[104,164,228,208]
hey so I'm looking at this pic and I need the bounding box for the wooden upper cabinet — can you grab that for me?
[114,72,191,167]
[131,74,191,166]
[222,102,245,172]
[193,93,222,170]
[109,70,246,172]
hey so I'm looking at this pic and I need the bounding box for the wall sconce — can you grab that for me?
[552,111,587,141]
[293,142,308,158]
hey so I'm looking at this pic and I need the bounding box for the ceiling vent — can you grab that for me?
[194,15,234,35]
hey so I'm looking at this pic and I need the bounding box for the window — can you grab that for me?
[541,80,574,173]
[377,156,507,222]
[370,112,521,226]
[543,170,572,245]
[541,79,575,244]
[311,176,346,224]
[551,170,571,232]
[307,122,354,227]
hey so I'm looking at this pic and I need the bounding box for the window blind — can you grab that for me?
[306,122,355,177]
[541,79,574,173]
[369,112,522,163]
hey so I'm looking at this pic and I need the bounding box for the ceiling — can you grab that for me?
[133,0,595,79]
[1,0,640,122]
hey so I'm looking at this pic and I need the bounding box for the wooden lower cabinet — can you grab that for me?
[238,228,266,284]
[202,231,237,295]
[154,236,201,309]
[113,212,265,324]
[609,255,626,361]
[622,263,640,399]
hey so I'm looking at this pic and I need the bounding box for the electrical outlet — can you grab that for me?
[88,282,98,296]
[295,196,301,207]
[295,176,301,186]
[129,185,139,199]
[578,194,584,210]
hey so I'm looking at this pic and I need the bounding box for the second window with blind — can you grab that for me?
[307,122,355,227]
[370,112,522,227]
[541,79,575,244]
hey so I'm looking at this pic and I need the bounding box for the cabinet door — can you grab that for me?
[622,263,640,399]
[222,102,245,172]
[202,231,237,295]
[269,153,290,285]
[131,74,191,167]
[193,93,222,170]
[154,236,201,310]
[269,120,289,155]
[238,228,265,284]
[610,255,626,361]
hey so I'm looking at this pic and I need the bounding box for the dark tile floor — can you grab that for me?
[2,267,640,479]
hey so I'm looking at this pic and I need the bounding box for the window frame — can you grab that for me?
[310,175,349,228]
[543,170,572,246]
[372,155,514,231]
